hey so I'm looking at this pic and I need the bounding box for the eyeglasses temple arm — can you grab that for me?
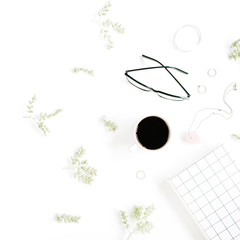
[142,54,188,74]
[125,66,188,74]
[142,54,190,97]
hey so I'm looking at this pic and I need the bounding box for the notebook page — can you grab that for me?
[170,145,240,240]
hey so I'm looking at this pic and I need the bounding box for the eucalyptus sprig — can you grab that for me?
[120,204,155,240]
[100,29,114,49]
[232,133,240,139]
[66,147,97,184]
[102,19,125,34]
[229,39,240,60]
[56,214,81,223]
[98,1,111,17]
[73,67,94,76]
[23,94,62,136]
[95,1,125,50]
[102,116,118,131]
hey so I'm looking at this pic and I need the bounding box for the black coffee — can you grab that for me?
[136,116,169,150]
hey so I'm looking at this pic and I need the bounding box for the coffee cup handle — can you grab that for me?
[129,143,139,152]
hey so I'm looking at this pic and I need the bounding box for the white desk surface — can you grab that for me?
[1,0,240,239]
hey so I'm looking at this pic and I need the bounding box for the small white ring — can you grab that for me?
[197,85,207,94]
[172,25,201,52]
[136,170,146,180]
[207,68,217,77]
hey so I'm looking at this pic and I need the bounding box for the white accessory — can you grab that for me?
[207,68,217,77]
[197,85,207,94]
[173,25,201,52]
[136,170,146,180]
[186,82,237,143]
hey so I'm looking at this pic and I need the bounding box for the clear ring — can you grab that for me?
[173,25,201,52]
[197,85,207,94]
[136,170,146,180]
[207,68,217,77]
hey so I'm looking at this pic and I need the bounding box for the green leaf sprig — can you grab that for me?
[73,67,94,76]
[98,1,111,17]
[24,94,62,136]
[56,214,81,223]
[67,146,97,184]
[232,133,240,139]
[96,1,125,49]
[229,39,240,60]
[102,116,118,131]
[100,28,113,49]
[120,204,155,240]
[102,19,125,34]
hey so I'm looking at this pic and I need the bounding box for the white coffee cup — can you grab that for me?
[130,116,170,151]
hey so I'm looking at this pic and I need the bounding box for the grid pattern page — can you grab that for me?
[170,145,240,240]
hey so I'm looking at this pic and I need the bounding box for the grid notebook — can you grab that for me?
[170,145,240,240]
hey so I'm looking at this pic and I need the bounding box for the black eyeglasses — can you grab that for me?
[125,54,190,101]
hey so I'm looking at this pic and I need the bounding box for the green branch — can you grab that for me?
[56,214,81,223]
[73,67,94,76]
[23,94,62,136]
[95,1,125,50]
[232,133,240,139]
[98,1,111,17]
[66,146,97,184]
[120,204,155,240]
[229,39,240,60]
[102,116,118,131]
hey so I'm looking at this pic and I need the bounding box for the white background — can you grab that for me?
[1,0,240,239]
